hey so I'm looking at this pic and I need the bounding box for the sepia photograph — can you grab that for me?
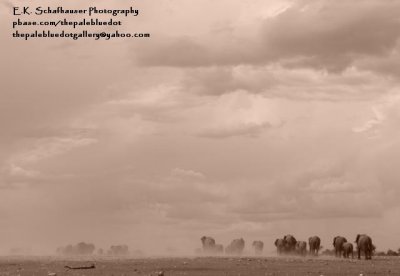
[1,0,400,275]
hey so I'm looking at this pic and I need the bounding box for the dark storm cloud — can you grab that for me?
[134,0,400,73]
[356,43,400,79]
[261,0,400,71]
[181,67,276,96]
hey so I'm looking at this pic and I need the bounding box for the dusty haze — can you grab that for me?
[1,0,400,256]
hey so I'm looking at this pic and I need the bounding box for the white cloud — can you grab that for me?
[8,164,41,179]
[170,168,205,179]
[198,122,272,139]
[12,136,97,164]
[352,107,385,138]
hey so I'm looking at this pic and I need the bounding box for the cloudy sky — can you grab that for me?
[1,0,400,255]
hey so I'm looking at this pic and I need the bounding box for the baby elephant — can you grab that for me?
[342,242,353,258]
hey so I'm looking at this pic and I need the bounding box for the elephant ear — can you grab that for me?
[343,237,347,242]
[274,239,279,246]
[355,234,360,243]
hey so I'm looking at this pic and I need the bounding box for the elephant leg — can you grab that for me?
[358,249,361,259]
[366,250,371,260]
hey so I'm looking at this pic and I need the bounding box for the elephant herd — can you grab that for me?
[275,234,373,260]
[275,235,320,256]
[332,234,374,260]
[201,236,262,256]
[201,234,373,260]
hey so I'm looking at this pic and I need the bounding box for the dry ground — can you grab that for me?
[0,256,399,276]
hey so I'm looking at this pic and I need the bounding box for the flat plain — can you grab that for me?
[0,256,398,276]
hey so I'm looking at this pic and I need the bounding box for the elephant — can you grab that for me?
[355,234,373,260]
[295,241,307,256]
[342,242,354,259]
[283,234,297,253]
[252,241,264,256]
[200,236,224,255]
[201,236,216,254]
[308,236,321,256]
[274,238,286,255]
[225,238,245,256]
[333,236,347,258]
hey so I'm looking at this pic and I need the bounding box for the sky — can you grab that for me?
[1,0,400,255]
